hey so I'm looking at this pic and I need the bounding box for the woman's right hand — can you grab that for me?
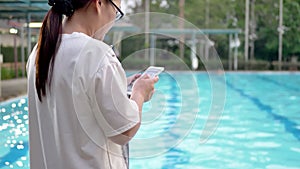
[131,74,159,102]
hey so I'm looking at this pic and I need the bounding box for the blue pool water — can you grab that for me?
[1,72,300,169]
[0,97,29,169]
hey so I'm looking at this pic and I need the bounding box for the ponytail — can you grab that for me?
[35,9,62,102]
[35,0,74,102]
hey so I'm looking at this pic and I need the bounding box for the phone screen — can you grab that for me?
[127,66,164,97]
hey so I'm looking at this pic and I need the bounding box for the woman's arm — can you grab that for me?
[109,75,158,145]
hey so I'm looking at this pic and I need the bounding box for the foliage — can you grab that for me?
[282,0,300,58]
[254,0,300,61]
[1,67,23,80]
[124,0,300,65]
[0,45,28,62]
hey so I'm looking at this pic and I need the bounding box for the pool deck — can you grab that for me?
[0,71,298,102]
[0,78,27,101]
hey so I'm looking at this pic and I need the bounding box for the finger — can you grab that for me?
[140,74,151,79]
[134,74,141,79]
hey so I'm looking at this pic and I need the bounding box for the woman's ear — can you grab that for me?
[94,0,101,13]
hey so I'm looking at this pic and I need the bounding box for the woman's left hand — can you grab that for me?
[127,74,141,85]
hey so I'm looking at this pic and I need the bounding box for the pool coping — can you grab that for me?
[0,95,27,105]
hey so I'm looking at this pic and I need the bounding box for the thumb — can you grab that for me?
[152,76,159,83]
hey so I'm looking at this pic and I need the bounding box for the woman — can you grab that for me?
[26,0,158,168]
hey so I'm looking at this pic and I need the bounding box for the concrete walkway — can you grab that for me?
[0,78,27,101]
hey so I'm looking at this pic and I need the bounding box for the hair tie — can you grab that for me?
[48,0,74,17]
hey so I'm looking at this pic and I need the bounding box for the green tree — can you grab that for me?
[124,0,300,64]
[282,0,300,59]
[254,0,300,61]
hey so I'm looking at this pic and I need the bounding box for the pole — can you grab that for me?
[234,33,239,70]
[191,32,198,70]
[245,0,250,67]
[205,0,210,29]
[229,34,232,70]
[14,34,18,78]
[0,54,1,97]
[179,0,185,59]
[205,41,209,60]
[21,26,25,77]
[250,0,256,60]
[199,40,204,60]
[145,0,150,61]
[27,13,31,57]
[278,0,283,70]
[150,35,156,66]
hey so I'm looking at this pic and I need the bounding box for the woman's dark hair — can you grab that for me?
[35,0,91,101]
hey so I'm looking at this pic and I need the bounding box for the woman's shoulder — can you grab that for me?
[64,32,119,73]
[62,32,110,49]
[63,32,113,60]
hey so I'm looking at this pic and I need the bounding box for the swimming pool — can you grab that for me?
[0,97,29,169]
[0,72,299,169]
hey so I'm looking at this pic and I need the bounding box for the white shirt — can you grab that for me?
[27,32,139,169]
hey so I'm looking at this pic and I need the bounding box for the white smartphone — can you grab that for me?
[141,66,165,78]
[127,66,164,97]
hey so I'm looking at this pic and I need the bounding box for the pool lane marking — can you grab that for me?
[225,80,300,141]
[160,74,191,169]
[0,141,28,168]
[256,75,300,92]
[161,147,190,169]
